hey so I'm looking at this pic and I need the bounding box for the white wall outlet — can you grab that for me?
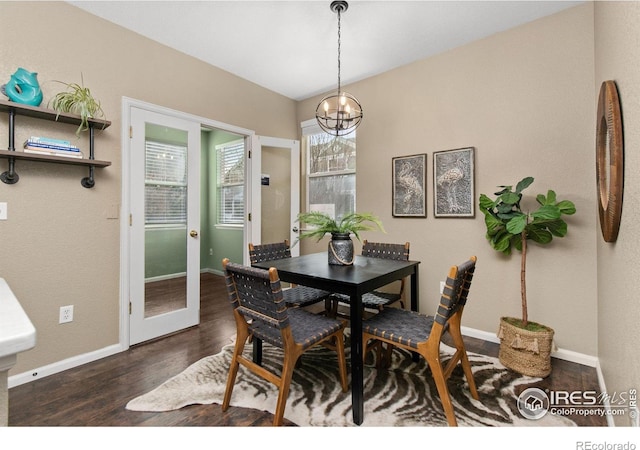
[0,202,7,220]
[439,281,445,294]
[209,248,213,256]
[59,305,74,324]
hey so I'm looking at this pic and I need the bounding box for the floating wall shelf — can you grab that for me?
[0,99,112,188]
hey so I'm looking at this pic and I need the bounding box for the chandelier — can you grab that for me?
[316,1,363,136]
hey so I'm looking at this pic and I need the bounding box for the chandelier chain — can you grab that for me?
[337,6,341,94]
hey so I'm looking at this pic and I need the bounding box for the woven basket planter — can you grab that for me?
[497,317,555,378]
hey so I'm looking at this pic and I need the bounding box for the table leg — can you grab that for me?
[252,337,262,365]
[350,293,364,425]
[410,268,419,312]
[411,268,420,362]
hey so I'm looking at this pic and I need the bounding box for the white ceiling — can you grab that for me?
[69,1,582,101]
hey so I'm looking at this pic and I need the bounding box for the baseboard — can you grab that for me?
[145,272,187,283]
[8,323,601,389]
[8,343,125,389]
[202,268,224,276]
[460,325,599,367]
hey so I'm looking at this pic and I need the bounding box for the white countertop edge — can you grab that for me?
[0,279,36,361]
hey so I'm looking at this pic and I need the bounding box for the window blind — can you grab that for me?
[217,140,245,225]
[145,140,188,225]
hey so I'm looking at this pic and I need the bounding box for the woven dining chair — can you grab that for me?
[361,256,479,426]
[221,259,348,426]
[328,240,410,317]
[249,240,332,309]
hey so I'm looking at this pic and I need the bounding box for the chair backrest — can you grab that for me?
[362,241,411,296]
[361,240,410,261]
[248,240,291,265]
[223,259,290,346]
[434,256,477,327]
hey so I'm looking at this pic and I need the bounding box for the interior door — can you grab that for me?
[248,136,300,259]
[129,107,201,345]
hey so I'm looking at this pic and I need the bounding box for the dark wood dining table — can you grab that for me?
[252,251,420,425]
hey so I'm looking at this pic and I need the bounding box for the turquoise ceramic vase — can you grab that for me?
[4,68,43,106]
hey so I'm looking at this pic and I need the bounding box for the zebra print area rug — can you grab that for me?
[126,340,575,427]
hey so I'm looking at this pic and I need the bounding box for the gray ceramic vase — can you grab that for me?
[328,232,354,265]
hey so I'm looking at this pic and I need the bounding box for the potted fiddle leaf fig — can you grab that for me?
[479,176,576,377]
[296,211,385,266]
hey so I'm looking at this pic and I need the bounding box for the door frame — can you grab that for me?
[128,107,201,345]
[119,97,254,348]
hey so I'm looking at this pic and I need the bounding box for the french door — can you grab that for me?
[129,106,201,345]
[248,136,300,259]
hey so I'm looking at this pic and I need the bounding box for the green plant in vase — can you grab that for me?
[296,211,385,265]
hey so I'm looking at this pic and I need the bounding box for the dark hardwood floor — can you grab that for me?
[8,272,606,427]
[144,276,187,318]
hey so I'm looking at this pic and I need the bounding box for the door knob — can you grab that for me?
[189,230,198,238]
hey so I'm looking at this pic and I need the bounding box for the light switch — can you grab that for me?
[0,202,7,220]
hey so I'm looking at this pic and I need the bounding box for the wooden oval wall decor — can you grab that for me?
[596,80,624,243]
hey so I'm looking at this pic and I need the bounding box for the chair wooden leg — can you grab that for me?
[273,352,296,426]
[427,357,458,426]
[447,317,479,400]
[222,326,249,412]
[362,334,371,364]
[325,297,338,318]
[383,342,394,367]
[424,337,458,426]
[362,334,385,368]
[375,340,384,368]
[459,351,479,400]
[334,332,348,392]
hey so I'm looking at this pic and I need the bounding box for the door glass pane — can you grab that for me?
[144,123,188,318]
[261,146,291,244]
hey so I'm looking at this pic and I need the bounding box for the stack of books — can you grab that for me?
[23,136,84,159]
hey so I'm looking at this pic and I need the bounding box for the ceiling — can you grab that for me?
[69,1,582,101]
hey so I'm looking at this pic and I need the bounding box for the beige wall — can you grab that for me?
[594,1,640,426]
[0,2,297,375]
[299,4,598,355]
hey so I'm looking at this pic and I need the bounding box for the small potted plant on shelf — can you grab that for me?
[48,74,106,136]
[296,211,385,265]
[479,176,576,377]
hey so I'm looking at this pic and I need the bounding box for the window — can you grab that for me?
[216,140,245,225]
[302,120,356,221]
[145,140,187,225]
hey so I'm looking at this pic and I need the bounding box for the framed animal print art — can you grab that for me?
[392,154,427,217]
[433,147,475,218]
